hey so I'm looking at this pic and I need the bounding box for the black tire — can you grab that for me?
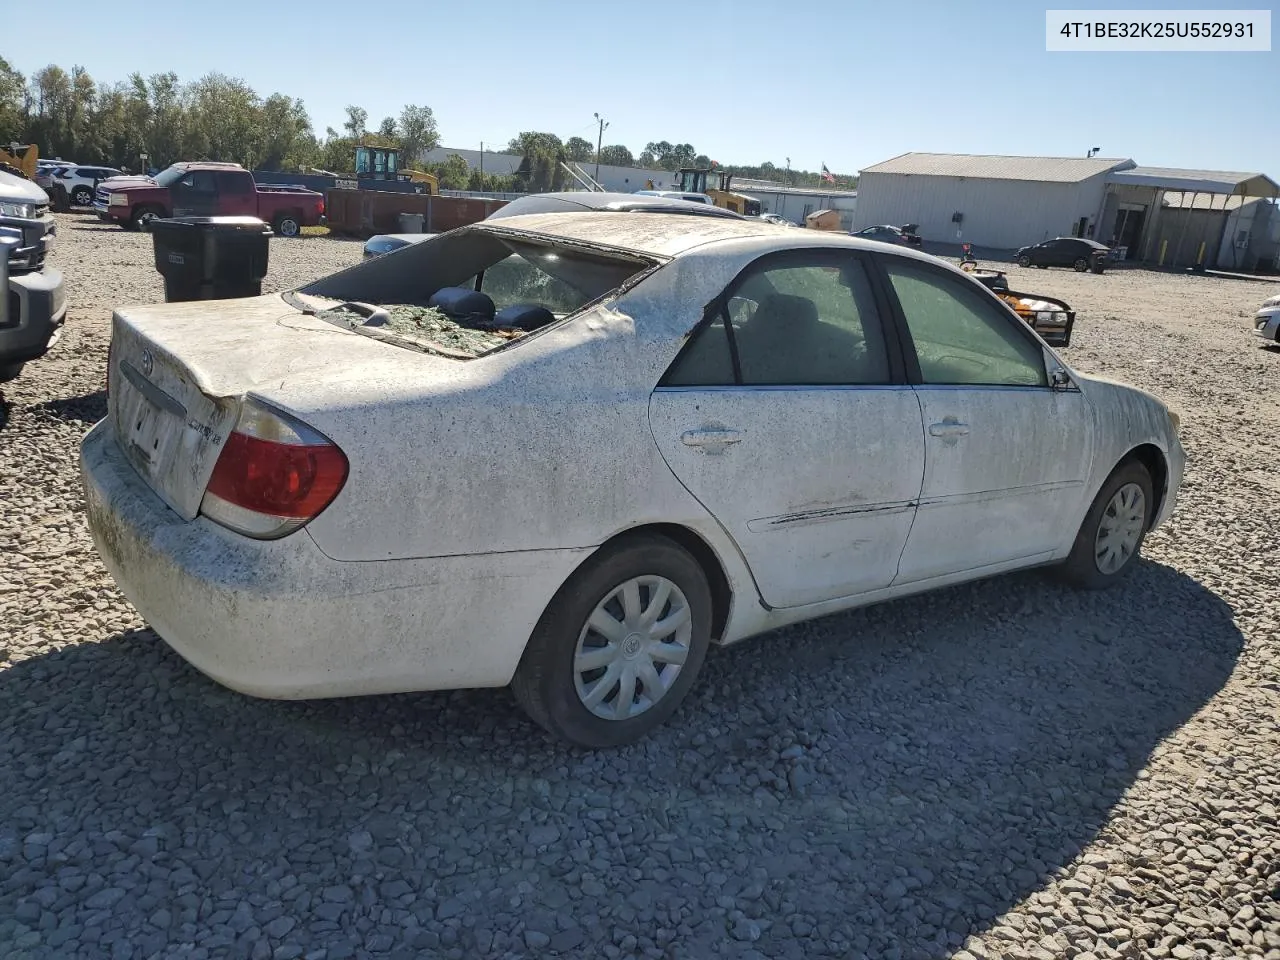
[1073,257,1089,272]
[129,206,162,231]
[511,534,713,748]
[1056,459,1154,589]
[1017,255,1032,268]
[274,215,301,238]
[71,186,93,207]
[0,362,24,384]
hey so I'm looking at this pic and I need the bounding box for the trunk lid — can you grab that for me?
[107,293,460,520]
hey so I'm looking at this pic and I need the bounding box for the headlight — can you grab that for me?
[109,193,129,207]
[0,201,36,218]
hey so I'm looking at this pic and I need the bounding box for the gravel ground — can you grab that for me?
[1,213,1278,960]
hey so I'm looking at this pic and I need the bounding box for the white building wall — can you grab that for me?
[852,172,1110,248]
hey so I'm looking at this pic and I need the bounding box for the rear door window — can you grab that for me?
[663,252,892,387]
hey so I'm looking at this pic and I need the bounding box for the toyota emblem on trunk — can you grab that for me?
[140,349,154,377]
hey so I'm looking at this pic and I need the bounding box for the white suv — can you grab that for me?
[55,165,123,207]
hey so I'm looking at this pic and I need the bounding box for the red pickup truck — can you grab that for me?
[94,162,325,236]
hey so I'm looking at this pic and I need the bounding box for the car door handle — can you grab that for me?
[928,419,970,438]
[681,429,744,448]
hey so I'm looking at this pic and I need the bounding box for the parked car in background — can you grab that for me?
[361,191,743,258]
[55,164,123,207]
[634,189,715,205]
[82,211,1184,747]
[0,168,66,383]
[33,161,75,190]
[851,224,923,247]
[1252,291,1280,345]
[94,162,325,235]
[1015,237,1109,273]
[489,191,744,221]
[363,233,435,259]
[753,213,795,227]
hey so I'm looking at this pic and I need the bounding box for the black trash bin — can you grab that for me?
[150,216,273,303]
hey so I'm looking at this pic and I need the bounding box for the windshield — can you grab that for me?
[293,228,655,359]
[151,165,188,187]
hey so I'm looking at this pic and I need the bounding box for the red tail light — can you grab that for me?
[200,398,348,540]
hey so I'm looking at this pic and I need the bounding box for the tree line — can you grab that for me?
[0,58,855,192]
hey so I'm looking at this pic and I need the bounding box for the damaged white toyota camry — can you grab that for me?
[82,212,1185,747]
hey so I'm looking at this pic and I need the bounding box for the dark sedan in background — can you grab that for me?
[850,224,923,247]
[1015,237,1109,273]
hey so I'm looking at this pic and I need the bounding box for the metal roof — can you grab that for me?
[1161,193,1249,211]
[860,152,1134,183]
[1107,166,1279,197]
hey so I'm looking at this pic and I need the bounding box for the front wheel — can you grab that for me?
[511,534,713,748]
[0,362,24,383]
[274,215,301,238]
[1017,255,1032,268]
[129,206,162,231]
[72,186,93,207]
[1056,460,1154,589]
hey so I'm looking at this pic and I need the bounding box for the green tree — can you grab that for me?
[0,56,24,143]
[377,115,398,139]
[564,136,593,162]
[342,104,367,139]
[598,144,634,167]
[429,153,470,190]
[397,104,439,164]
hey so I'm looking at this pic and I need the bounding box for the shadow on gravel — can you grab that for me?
[0,395,10,434]
[0,560,1242,959]
[68,224,125,233]
[30,389,107,426]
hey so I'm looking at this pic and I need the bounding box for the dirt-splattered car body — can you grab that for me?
[80,212,1185,729]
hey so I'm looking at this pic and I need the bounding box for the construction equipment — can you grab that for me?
[675,167,762,216]
[0,143,39,180]
[352,145,438,194]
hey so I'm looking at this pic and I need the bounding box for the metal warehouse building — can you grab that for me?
[852,152,1279,269]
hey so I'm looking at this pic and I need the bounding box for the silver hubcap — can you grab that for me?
[573,575,692,721]
[281,220,298,236]
[140,212,156,224]
[1094,482,1146,574]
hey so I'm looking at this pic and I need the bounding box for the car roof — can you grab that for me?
[476,211,940,261]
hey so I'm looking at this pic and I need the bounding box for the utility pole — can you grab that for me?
[785,157,791,187]
[594,112,609,185]
[480,141,484,179]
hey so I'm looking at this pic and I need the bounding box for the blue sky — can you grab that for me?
[6,0,1278,174]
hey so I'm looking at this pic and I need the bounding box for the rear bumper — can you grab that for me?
[80,419,588,699]
[1,265,66,366]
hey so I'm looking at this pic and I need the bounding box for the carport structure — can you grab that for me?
[1095,167,1280,271]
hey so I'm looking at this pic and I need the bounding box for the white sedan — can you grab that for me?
[81,213,1185,747]
[1253,292,1280,344]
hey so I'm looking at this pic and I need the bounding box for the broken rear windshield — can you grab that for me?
[291,228,654,359]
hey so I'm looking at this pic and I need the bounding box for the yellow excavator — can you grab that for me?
[0,142,39,179]
[675,167,762,216]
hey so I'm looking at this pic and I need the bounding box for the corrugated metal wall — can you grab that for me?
[852,172,1109,249]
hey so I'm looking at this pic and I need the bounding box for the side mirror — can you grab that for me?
[1050,367,1072,390]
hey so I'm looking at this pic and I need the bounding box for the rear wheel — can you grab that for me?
[1056,460,1154,589]
[274,214,301,238]
[71,186,93,207]
[511,534,713,748]
[1073,257,1089,272]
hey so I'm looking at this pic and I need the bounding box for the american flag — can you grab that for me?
[821,163,836,183]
